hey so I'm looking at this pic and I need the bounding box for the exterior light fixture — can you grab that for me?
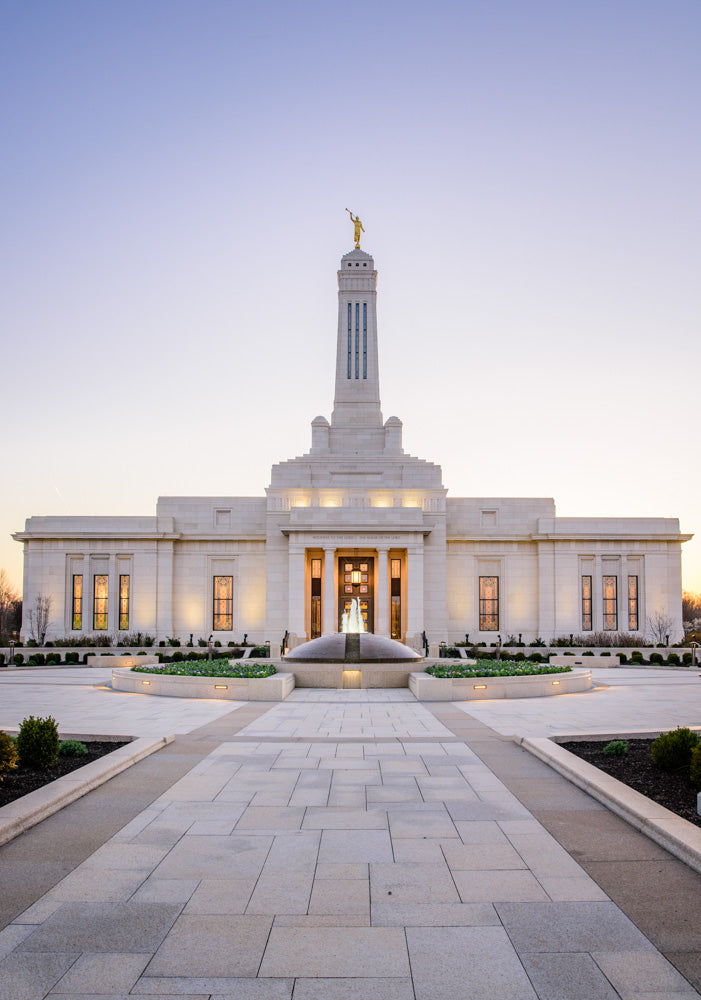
[214,684,227,690]
[141,680,151,686]
[552,680,560,686]
[473,684,487,690]
[351,570,361,585]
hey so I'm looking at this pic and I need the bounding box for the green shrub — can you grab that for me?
[26,639,37,647]
[172,650,184,662]
[214,640,222,647]
[16,715,60,769]
[133,658,276,679]
[137,650,147,656]
[27,653,46,666]
[582,650,594,656]
[59,739,88,757]
[45,653,61,665]
[682,652,693,665]
[0,653,4,666]
[82,653,91,664]
[603,740,629,756]
[690,746,701,790]
[666,653,680,665]
[650,652,663,665]
[426,660,570,679]
[631,650,644,660]
[513,652,525,661]
[530,653,543,663]
[0,731,18,779]
[12,652,23,665]
[64,652,79,664]
[650,727,700,772]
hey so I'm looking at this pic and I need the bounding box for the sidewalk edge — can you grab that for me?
[518,735,701,875]
[0,735,174,848]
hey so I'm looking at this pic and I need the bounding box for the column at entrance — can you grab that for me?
[375,545,389,637]
[287,543,306,639]
[406,544,424,640]
[322,547,336,634]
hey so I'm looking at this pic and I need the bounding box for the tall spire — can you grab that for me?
[330,248,383,444]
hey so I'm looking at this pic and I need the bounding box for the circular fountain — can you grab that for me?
[282,598,422,688]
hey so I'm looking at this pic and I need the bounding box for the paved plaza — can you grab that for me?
[0,666,699,998]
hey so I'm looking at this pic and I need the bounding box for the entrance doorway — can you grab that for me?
[338,556,374,633]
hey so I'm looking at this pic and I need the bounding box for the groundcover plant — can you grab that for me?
[426,660,572,679]
[131,658,276,679]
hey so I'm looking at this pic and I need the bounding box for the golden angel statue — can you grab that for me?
[346,208,364,248]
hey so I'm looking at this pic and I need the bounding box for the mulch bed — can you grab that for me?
[0,742,130,809]
[560,738,701,828]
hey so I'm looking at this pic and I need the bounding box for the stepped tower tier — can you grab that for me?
[269,246,444,488]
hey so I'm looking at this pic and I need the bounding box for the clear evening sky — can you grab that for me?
[2,1,700,598]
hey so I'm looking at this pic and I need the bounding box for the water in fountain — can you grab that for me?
[341,598,366,634]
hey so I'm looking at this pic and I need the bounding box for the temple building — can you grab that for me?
[14,244,689,647]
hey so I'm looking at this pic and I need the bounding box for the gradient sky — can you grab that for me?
[2,0,700,599]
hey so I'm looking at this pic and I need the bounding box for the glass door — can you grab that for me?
[337,557,374,632]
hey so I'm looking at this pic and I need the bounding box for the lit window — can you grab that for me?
[311,559,322,639]
[628,576,639,630]
[213,576,233,630]
[119,575,130,631]
[93,574,108,630]
[391,559,401,640]
[71,575,83,630]
[581,576,592,631]
[603,576,618,630]
[479,576,499,631]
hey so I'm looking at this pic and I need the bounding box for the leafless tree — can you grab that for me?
[646,609,674,645]
[27,594,53,645]
[0,570,21,639]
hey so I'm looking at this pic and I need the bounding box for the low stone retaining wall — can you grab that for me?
[550,655,617,668]
[290,662,419,689]
[112,667,294,701]
[408,668,592,701]
[88,655,160,668]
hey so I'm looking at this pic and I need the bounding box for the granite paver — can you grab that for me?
[0,680,699,997]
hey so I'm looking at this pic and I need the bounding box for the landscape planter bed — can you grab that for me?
[409,667,592,701]
[112,666,294,701]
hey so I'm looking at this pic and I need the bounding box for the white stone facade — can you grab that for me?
[14,248,691,645]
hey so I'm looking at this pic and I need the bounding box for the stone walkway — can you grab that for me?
[0,673,700,998]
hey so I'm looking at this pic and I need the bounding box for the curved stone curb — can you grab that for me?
[518,735,701,875]
[0,735,173,848]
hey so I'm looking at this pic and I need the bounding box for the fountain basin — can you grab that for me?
[282,632,422,688]
[283,632,422,664]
